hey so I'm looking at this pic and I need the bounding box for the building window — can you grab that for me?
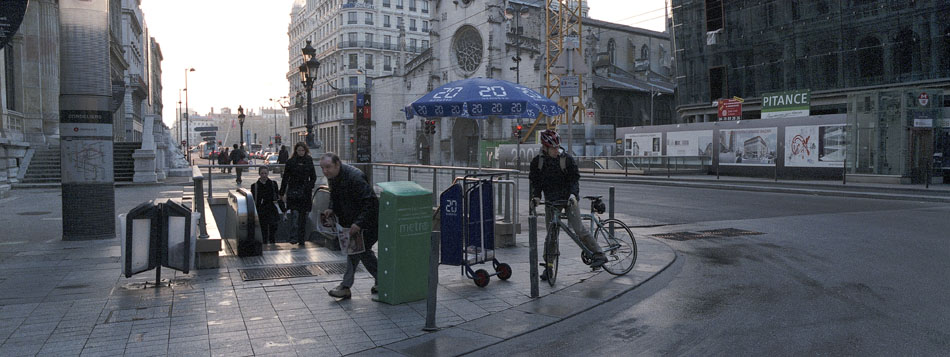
[347,32,358,46]
[364,0,373,5]
[422,20,429,32]
[422,40,429,49]
[396,0,403,9]
[384,35,393,49]
[397,17,404,29]
[893,29,919,75]
[349,76,358,87]
[365,54,374,69]
[383,0,390,8]
[409,0,416,11]
[349,100,354,113]
[4,44,14,111]
[348,12,357,24]
[384,55,392,71]
[705,0,723,32]
[640,44,649,60]
[349,54,359,69]
[365,33,374,44]
[452,25,483,76]
[421,0,429,13]
[384,15,391,27]
[709,67,725,102]
[410,38,417,51]
[365,12,373,25]
[410,19,417,31]
[857,36,883,78]
[607,38,616,65]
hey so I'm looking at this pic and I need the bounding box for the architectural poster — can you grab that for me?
[718,128,777,166]
[785,124,847,167]
[624,132,662,156]
[666,130,713,157]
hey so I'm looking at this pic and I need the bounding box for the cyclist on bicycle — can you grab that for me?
[529,129,607,279]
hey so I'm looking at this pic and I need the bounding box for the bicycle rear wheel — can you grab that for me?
[544,225,560,286]
[594,218,637,275]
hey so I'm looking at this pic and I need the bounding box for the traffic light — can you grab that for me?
[514,124,523,139]
[349,136,355,144]
[275,135,281,144]
[423,120,436,135]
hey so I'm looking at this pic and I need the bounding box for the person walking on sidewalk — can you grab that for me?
[229,144,247,185]
[277,145,289,165]
[529,129,606,281]
[279,142,317,245]
[320,152,379,299]
[218,147,230,173]
[251,167,281,244]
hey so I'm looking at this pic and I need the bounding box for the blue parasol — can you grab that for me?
[407,77,565,119]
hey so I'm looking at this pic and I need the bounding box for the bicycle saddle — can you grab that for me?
[583,195,603,201]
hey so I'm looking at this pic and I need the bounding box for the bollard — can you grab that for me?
[774,162,778,182]
[432,168,438,206]
[423,230,440,331]
[609,186,615,236]
[504,174,511,223]
[387,166,392,182]
[408,167,412,182]
[624,160,629,177]
[926,161,931,189]
[842,157,847,185]
[528,213,539,298]
[667,157,671,178]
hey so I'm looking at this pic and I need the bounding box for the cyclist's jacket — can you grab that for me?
[529,152,580,202]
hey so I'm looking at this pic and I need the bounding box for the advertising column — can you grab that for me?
[59,0,115,240]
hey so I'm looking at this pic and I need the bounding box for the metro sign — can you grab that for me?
[918,93,929,106]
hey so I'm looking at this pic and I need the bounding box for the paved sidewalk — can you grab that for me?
[0,180,675,356]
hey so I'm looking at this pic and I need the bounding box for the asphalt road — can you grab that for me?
[466,185,950,356]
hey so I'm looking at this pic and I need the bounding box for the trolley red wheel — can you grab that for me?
[496,263,512,280]
[474,269,490,287]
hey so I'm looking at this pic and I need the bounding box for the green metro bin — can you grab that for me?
[376,181,433,305]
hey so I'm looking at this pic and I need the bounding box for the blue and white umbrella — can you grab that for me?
[406,77,565,119]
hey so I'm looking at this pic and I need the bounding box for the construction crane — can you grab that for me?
[522,0,586,147]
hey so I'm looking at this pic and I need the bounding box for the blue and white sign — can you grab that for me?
[439,184,464,266]
[408,77,565,119]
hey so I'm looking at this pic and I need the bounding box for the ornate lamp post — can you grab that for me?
[237,105,246,149]
[184,67,195,164]
[298,40,320,149]
[505,3,530,170]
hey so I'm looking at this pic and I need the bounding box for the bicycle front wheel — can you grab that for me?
[594,218,637,275]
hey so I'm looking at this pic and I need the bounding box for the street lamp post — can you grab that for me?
[270,96,291,149]
[506,3,530,171]
[184,67,195,164]
[238,105,246,150]
[177,89,182,146]
[298,40,320,149]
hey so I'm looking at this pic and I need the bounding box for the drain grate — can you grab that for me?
[239,262,361,281]
[697,228,764,237]
[653,228,764,241]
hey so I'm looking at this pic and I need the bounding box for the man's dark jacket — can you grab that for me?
[277,148,289,164]
[529,152,580,202]
[328,164,378,233]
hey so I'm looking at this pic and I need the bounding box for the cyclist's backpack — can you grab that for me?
[536,154,567,173]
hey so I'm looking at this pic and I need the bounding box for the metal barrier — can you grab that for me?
[197,163,287,200]
[572,155,712,177]
[225,188,263,256]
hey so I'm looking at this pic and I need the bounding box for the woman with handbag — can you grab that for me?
[218,147,230,173]
[229,144,248,185]
[279,142,317,245]
[251,167,280,244]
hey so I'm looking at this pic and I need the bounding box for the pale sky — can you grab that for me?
[142,0,667,129]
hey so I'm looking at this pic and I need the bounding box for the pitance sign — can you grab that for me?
[761,89,810,119]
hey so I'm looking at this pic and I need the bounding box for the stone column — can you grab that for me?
[133,113,157,183]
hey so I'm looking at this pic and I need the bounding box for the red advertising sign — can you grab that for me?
[717,99,742,121]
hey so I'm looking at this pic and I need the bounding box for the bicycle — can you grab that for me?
[530,196,638,287]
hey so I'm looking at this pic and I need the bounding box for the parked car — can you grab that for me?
[266,154,281,173]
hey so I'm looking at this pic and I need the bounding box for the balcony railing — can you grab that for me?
[409,27,417,32]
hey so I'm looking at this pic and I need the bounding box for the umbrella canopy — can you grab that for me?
[407,77,565,119]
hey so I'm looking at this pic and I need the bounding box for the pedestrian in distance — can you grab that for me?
[218,147,230,173]
[277,145,289,165]
[529,129,607,281]
[229,144,247,185]
[279,142,317,245]
[251,167,281,244]
[320,152,379,299]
